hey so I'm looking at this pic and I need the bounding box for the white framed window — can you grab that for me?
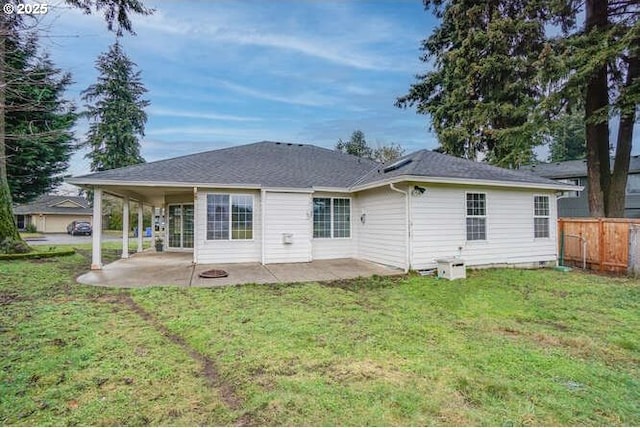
[206,194,253,240]
[466,193,486,241]
[313,197,351,238]
[559,178,582,197]
[534,195,550,238]
[626,174,640,194]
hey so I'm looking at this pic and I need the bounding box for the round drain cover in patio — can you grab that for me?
[199,269,229,279]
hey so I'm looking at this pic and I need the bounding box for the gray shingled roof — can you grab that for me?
[521,156,640,179]
[353,149,564,188]
[69,141,569,190]
[14,194,92,215]
[71,141,378,188]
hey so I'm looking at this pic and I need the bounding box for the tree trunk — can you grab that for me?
[607,41,639,218]
[585,0,609,217]
[0,14,26,246]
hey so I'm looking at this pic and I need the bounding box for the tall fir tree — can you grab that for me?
[547,112,586,162]
[82,42,149,172]
[0,0,153,251]
[400,0,638,216]
[6,32,77,203]
[336,130,405,163]
[396,0,550,168]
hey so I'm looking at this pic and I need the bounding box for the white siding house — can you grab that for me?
[355,186,407,269]
[263,191,312,264]
[410,184,558,269]
[67,141,580,271]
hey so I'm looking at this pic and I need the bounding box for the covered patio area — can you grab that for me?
[76,252,403,288]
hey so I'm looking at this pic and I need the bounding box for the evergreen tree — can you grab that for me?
[0,0,153,251]
[547,112,586,162]
[82,42,149,171]
[396,0,550,168]
[336,130,372,159]
[336,130,405,163]
[6,32,77,203]
[399,0,638,216]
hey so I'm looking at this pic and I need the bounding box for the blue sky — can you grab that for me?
[39,1,638,179]
[40,0,437,177]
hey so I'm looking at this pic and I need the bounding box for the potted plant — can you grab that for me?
[154,236,164,252]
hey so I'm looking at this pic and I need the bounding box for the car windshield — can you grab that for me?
[76,223,90,227]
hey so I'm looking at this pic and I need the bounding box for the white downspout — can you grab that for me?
[389,183,411,273]
[261,189,266,265]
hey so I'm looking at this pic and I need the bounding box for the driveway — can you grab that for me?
[76,252,404,288]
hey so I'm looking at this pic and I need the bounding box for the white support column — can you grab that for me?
[137,202,144,253]
[193,187,198,264]
[122,197,129,259]
[91,188,103,270]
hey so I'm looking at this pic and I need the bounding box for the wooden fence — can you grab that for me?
[558,218,640,274]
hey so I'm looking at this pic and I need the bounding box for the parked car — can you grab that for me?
[66,221,92,236]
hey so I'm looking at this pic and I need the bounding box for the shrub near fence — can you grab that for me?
[558,217,640,275]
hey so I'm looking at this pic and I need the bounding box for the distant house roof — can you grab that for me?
[14,194,92,215]
[520,157,640,179]
[67,141,574,191]
[353,149,564,189]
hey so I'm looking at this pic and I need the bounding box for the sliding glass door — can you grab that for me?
[167,204,194,249]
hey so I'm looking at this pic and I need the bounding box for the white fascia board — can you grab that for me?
[311,187,352,193]
[65,178,262,190]
[261,187,314,193]
[350,175,583,192]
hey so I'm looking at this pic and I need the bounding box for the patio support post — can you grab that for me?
[91,188,103,270]
[193,186,198,264]
[122,197,129,259]
[137,202,143,253]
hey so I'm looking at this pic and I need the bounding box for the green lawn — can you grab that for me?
[1,249,639,426]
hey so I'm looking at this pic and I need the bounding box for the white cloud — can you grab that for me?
[149,107,263,122]
[216,80,341,107]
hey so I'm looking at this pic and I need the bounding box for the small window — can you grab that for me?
[534,195,550,238]
[626,175,640,194]
[559,178,581,197]
[466,193,486,241]
[207,194,253,240]
[313,197,351,238]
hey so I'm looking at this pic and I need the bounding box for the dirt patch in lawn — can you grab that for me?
[96,293,249,425]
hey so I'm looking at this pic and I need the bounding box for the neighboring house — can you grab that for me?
[13,194,92,233]
[520,157,640,218]
[67,141,578,271]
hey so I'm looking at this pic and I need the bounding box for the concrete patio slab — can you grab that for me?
[76,251,403,288]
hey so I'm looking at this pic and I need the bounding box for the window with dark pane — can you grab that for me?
[534,195,550,238]
[333,198,350,238]
[466,193,486,240]
[313,198,331,238]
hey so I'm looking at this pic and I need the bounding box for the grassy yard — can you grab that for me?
[1,248,639,426]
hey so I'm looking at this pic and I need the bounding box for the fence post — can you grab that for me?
[598,218,605,272]
[630,225,640,277]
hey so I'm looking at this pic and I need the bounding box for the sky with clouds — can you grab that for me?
[38,0,437,177]
[36,0,637,179]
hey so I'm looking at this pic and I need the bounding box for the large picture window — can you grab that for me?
[207,194,253,240]
[534,195,550,238]
[466,193,486,241]
[313,197,350,238]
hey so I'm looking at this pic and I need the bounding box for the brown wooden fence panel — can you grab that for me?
[558,218,640,274]
[629,225,640,277]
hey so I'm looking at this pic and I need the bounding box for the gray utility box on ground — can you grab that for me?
[436,258,466,280]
